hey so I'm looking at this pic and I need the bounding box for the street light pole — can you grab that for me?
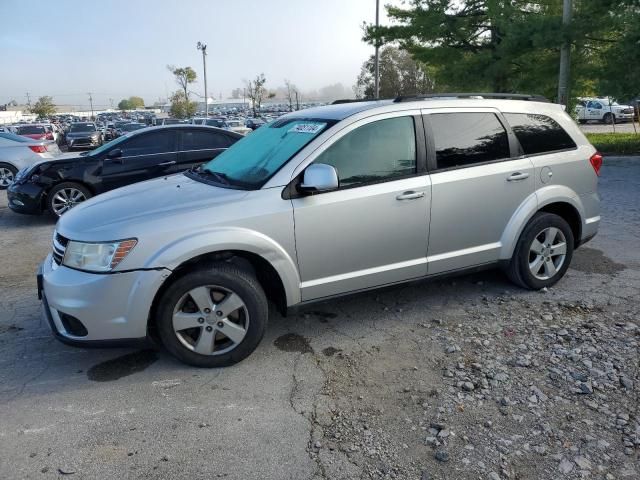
[374,0,380,99]
[557,0,572,108]
[197,42,208,117]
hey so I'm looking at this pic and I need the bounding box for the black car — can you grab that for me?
[65,122,102,150]
[7,125,242,217]
[246,118,266,130]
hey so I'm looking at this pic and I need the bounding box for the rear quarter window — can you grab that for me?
[504,113,576,156]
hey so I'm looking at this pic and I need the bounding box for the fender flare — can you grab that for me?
[499,185,585,260]
[145,227,301,306]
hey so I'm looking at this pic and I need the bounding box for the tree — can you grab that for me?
[167,66,197,102]
[364,1,640,101]
[118,99,132,111]
[31,96,56,118]
[354,46,435,99]
[284,80,298,111]
[129,96,145,109]
[169,90,196,119]
[246,74,267,117]
[231,88,243,99]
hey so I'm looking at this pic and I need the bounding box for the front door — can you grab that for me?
[291,114,431,301]
[101,129,178,192]
[424,110,535,274]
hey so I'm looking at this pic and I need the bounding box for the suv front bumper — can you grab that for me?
[38,255,170,346]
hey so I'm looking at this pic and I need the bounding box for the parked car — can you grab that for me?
[8,125,242,217]
[225,119,252,135]
[16,124,54,141]
[575,98,635,124]
[65,123,102,150]
[0,132,61,189]
[116,122,146,137]
[34,94,601,367]
[245,118,266,130]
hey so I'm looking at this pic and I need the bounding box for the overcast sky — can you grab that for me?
[0,0,396,109]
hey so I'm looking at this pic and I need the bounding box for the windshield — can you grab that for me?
[201,118,332,188]
[17,125,45,134]
[70,123,96,132]
[88,134,129,157]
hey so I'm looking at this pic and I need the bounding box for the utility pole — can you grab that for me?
[25,92,31,111]
[374,0,380,99]
[197,41,208,117]
[295,90,300,111]
[557,0,572,108]
[87,92,94,119]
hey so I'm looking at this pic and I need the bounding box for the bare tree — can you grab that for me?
[167,65,197,102]
[284,79,297,112]
[246,73,267,117]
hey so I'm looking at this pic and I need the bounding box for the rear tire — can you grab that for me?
[603,112,614,124]
[47,182,92,217]
[0,163,18,190]
[156,263,268,367]
[505,212,574,290]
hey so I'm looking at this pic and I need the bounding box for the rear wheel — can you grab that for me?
[156,263,268,367]
[603,112,615,124]
[505,212,574,290]
[0,163,17,190]
[47,182,92,217]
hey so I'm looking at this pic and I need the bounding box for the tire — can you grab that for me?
[0,163,18,190]
[505,212,574,290]
[578,119,587,125]
[603,112,614,124]
[156,263,268,367]
[47,182,92,217]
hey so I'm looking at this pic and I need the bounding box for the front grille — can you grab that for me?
[52,231,68,266]
[621,108,633,114]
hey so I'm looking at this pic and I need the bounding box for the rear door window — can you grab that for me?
[504,113,576,155]
[182,130,231,150]
[120,130,175,156]
[429,112,510,170]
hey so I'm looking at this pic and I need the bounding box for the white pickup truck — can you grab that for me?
[575,98,635,124]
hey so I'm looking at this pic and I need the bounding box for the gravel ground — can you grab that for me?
[0,157,638,479]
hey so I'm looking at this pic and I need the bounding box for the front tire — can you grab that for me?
[47,182,92,217]
[603,112,615,124]
[0,163,18,190]
[156,263,268,367]
[505,212,574,290]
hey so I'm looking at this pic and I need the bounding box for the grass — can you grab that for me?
[585,132,640,155]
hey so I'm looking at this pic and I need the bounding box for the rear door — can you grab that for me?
[100,129,178,191]
[424,109,535,274]
[175,128,234,172]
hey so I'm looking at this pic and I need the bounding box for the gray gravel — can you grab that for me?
[0,156,638,479]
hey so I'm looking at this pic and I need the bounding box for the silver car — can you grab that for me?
[0,132,61,189]
[39,94,601,367]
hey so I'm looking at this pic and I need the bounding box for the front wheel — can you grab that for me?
[156,263,268,367]
[505,212,574,290]
[0,163,18,190]
[603,112,615,124]
[47,182,92,217]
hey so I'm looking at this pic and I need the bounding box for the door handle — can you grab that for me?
[158,160,177,166]
[507,172,530,182]
[396,191,425,200]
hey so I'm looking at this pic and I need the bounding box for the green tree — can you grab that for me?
[167,65,197,102]
[364,1,640,101]
[169,90,196,119]
[118,99,132,111]
[354,46,435,99]
[31,96,56,118]
[246,73,267,117]
[129,96,145,109]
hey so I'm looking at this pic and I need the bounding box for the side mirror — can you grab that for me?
[107,148,122,159]
[299,163,339,193]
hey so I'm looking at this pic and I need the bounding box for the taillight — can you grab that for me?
[29,145,47,154]
[589,152,603,176]
[46,133,54,140]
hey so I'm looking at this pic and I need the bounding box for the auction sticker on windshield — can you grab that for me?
[289,123,325,134]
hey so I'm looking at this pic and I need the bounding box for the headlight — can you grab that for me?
[63,239,137,272]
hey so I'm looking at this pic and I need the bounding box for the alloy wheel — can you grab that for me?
[0,167,14,187]
[528,227,567,280]
[172,285,249,356]
[51,187,87,216]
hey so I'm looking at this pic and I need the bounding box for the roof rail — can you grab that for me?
[393,93,550,103]
[331,98,383,105]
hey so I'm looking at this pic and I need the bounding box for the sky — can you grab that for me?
[0,0,397,109]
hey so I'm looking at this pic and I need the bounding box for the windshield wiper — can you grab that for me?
[193,168,230,185]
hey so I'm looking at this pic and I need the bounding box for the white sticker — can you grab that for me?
[289,123,325,134]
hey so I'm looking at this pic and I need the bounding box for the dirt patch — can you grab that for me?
[273,333,313,354]
[87,350,158,382]
[321,346,342,357]
[571,247,626,274]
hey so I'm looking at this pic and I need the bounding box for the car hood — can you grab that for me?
[57,174,250,240]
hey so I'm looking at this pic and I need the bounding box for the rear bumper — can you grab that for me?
[39,255,170,345]
[7,181,46,214]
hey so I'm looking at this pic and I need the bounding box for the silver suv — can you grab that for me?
[38,94,601,367]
